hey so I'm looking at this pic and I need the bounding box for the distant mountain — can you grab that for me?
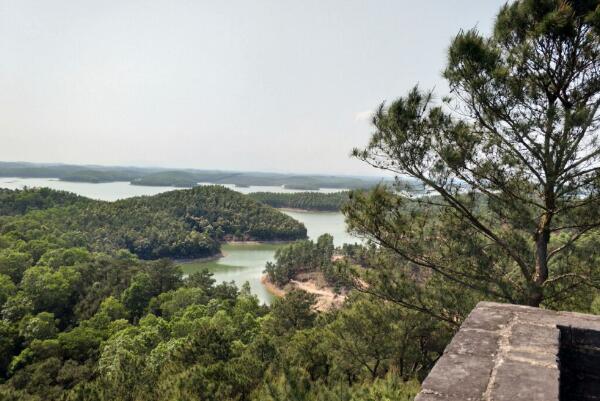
[0,161,393,190]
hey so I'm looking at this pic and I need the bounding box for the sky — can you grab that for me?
[0,0,505,176]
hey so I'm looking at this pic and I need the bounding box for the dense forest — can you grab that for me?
[0,162,389,190]
[0,187,306,260]
[248,191,349,211]
[0,189,441,401]
[0,188,88,216]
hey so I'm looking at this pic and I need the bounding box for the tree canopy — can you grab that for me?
[347,0,600,309]
[0,186,306,260]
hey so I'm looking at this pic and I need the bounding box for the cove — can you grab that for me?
[180,209,358,305]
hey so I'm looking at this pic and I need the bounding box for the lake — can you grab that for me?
[180,209,357,304]
[0,177,346,201]
[197,182,346,195]
[0,177,358,304]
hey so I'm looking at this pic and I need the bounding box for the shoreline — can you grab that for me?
[261,275,287,297]
[224,239,294,245]
[174,238,296,266]
[174,253,224,264]
[278,207,341,213]
[261,274,346,311]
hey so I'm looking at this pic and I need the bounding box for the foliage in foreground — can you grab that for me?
[0,237,437,400]
[0,187,438,400]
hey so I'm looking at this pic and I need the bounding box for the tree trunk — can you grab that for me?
[530,214,551,306]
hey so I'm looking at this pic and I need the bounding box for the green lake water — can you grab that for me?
[180,243,283,304]
[180,210,360,305]
[0,177,358,304]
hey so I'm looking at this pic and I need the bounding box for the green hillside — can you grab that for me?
[0,186,306,259]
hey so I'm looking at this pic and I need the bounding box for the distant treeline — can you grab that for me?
[0,162,146,183]
[60,170,140,183]
[0,186,306,260]
[0,161,392,190]
[131,171,199,187]
[249,191,350,211]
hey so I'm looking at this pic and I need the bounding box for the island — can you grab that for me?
[248,191,350,211]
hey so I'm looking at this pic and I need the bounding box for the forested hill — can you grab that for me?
[119,185,308,243]
[0,186,306,259]
[0,188,89,216]
[248,191,349,211]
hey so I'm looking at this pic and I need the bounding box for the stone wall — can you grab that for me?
[415,301,600,401]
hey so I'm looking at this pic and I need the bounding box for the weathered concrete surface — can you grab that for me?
[415,302,600,401]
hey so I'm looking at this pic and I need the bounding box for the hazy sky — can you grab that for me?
[1,0,504,175]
